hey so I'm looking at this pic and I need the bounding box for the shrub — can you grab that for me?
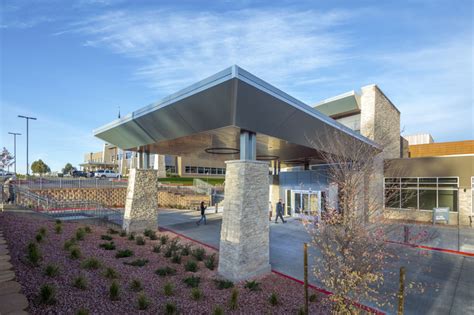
[44,264,59,277]
[104,267,119,279]
[163,282,174,296]
[35,233,43,243]
[115,249,133,258]
[99,242,116,250]
[54,224,62,234]
[109,281,120,301]
[129,279,143,292]
[149,233,158,240]
[163,246,174,258]
[75,308,89,315]
[155,267,176,277]
[183,276,200,288]
[127,233,135,241]
[55,219,62,224]
[204,254,216,270]
[168,238,181,251]
[143,229,153,237]
[137,293,149,310]
[191,247,205,261]
[135,236,146,246]
[181,244,191,256]
[171,253,182,264]
[39,284,56,305]
[269,292,279,306]
[119,230,126,237]
[84,226,92,233]
[185,260,198,272]
[107,228,119,234]
[298,307,305,315]
[69,247,82,260]
[38,227,47,236]
[81,258,101,270]
[26,242,41,265]
[191,287,203,301]
[164,302,177,315]
[63,238,76,251]
[244,280,261,291]
[75,228,86,241]
[212,306,224,315]
[72,275,87,290]
[153,244,161,253]
[214,279,234,290]
[124,259,149,267]
[309,293,319,303]
[160,234,169,245]
[101,235,113,241]
[229,288,239,310]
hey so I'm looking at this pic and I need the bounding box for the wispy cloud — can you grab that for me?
[67,8,356,93]
[367,34,473,140]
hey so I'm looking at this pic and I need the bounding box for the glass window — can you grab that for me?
[401,189,418,209]
[385,189,400,208]
[198,167,204,174]
[185,166,191,173]
[438,190,458,212]
[419,190,437,210]
[211,168,217,174]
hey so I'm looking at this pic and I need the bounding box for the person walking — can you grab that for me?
[196,201,207,225]
[275,199,286,223]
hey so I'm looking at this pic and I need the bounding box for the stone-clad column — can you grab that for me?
[218,160,271,281]
[122,169,159,233]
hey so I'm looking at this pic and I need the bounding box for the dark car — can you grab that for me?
[71,170,88,178]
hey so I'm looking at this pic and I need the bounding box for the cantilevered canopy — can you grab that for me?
[94,65,379,162]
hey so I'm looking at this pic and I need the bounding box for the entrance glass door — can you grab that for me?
[287,190,321,217]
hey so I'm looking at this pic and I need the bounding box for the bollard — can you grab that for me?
[398,266,406,315]
[403,226,409,243]
[304,243,309,315]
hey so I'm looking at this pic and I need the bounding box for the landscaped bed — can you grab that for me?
[0,212,328,314]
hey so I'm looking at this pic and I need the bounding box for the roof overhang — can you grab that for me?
[94,65,380,162]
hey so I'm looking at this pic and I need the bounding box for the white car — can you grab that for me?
[94,170,120,179]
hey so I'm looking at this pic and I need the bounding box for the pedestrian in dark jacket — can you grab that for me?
[196,201,207,225]
[275,199,286,223]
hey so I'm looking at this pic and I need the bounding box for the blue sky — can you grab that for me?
[1,0,472,173]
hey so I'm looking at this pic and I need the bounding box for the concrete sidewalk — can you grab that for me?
[158,209,474,315]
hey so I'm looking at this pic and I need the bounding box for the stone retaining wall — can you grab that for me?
[30,187,211,209]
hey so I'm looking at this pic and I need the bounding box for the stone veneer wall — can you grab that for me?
[218,160,271,281]
[360,84,401,159]
[123,169,159,233]
[31,188,210,209]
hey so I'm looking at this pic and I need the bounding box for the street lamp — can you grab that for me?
[18,115,37,176]
[7,132,21,174]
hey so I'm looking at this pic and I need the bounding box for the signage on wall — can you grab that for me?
[433,207,450,224]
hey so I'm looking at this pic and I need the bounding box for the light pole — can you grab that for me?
[18,115,37,176]
[7,132,21,174]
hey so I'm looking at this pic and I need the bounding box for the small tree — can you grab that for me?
[62,163,75,175]
[304,123,431,313]
[31,159,51,175]
[0,147,14,171]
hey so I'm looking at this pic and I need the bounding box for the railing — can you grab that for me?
[13,184,123,222]
[192,178,213,194]
[15,177,128,189]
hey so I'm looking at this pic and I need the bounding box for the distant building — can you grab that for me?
[404,133,434,145]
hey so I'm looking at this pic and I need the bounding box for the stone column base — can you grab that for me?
[218,160,271,282]
[122,169,159,234]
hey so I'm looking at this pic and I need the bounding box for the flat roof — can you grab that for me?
[94,65,379,162]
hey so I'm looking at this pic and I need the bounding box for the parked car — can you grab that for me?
[94,169,120,179]
[87,171,95,178]
[71,170,88,178]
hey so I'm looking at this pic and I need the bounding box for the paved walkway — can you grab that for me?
[0,226,29,314]
[158,209,474,315]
